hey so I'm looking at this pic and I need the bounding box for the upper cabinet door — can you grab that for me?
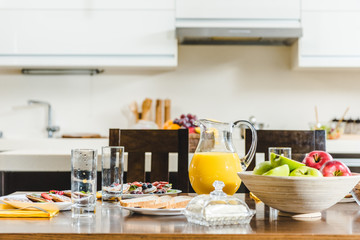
[0,0,177,68]
[176,0,300,19]
[293,0,360,68]
[301,12,360,57]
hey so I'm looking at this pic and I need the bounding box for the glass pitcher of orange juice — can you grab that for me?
[189,119,257,195]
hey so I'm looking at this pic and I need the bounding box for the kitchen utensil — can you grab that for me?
[335,106,350,130]
[238,171,360,214]
[164,99,171,122]
[129,101,139,123]
[189,119,257,195]
[314,106,321,128]
[155,99,163,128]
[141,98,152,121]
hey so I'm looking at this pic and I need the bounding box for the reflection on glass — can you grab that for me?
[71,217,96,233]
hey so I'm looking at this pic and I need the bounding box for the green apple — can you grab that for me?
[270,153,305,171]
[253,161,274,175]
[290,166,323,177]
[262,164,290,176]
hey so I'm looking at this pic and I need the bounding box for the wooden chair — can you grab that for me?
[109,129,189,193]
[238,129,326,193]
[245,129,326,171]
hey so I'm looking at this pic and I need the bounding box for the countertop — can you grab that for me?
[0,194,360,239]
[1,135,360,171]
[0,138,108,171]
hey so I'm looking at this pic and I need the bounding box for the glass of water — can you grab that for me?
[268,147,292,159]
[101,146,124,203]
[71,149,97,218]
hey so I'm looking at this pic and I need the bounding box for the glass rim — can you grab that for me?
[71,148,97,152]
[102,146,124,150]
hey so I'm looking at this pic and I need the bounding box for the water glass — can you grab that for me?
[101,146,124,203]
[268,147,292,160]
[71,149,97,218]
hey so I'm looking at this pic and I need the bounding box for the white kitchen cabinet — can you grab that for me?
[0,0,177,68]
[176,0,300,20]
[293,0,360,68]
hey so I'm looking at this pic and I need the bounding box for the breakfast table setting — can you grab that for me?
[0,193,360,240]
[1,118,360,239]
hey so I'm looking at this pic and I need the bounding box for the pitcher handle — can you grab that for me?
[233,120,257,170]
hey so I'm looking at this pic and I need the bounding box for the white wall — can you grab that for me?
[0,45,360,138]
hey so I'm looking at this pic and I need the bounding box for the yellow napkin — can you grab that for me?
[0,203,59,218]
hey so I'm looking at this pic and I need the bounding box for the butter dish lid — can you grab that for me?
[184,181,255,226]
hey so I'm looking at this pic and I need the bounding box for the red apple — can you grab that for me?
[320,160,352,177]
[302,151,333,170]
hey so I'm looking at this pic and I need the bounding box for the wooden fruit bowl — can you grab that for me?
[238,171,360,214]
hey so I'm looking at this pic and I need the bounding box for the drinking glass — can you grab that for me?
[101,146,124,203]
[268,147,292,159]
[71,149,97,218]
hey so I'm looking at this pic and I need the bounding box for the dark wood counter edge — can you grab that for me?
[1,234,360,240]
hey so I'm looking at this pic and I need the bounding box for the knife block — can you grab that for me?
[189,133,200,153]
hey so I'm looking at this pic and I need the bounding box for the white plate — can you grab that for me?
[0,194,72,211]
[121,189,182,199]
[121,206,185,216]
[339,197,356,203]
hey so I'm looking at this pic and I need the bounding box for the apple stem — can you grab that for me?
[334,170,342,176]
[313,154,321,163]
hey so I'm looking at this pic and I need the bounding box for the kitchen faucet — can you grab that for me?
[28,100,60,138]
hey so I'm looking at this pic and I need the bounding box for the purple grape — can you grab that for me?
[173,118,180,124]
[180,114,186,119]
[187,113,193,119]
[179,119,186,126]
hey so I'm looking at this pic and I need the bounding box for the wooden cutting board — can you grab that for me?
[62,133,102,138]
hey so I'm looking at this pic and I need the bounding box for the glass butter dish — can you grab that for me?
[184,181,255,226]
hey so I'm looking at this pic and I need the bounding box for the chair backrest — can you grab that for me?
[109,129,189,193]
[245,129,326,171]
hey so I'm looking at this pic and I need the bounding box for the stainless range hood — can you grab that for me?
[176,0,302,46]
[177,26,302,46]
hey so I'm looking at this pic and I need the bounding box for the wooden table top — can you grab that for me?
[1,194,360,240]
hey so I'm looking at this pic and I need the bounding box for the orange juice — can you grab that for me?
[189,152,242,195]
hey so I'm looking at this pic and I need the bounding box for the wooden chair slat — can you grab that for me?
[127,152,146,183]
[151,152,169,182]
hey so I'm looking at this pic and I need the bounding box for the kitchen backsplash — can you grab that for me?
[1,45,360,138]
